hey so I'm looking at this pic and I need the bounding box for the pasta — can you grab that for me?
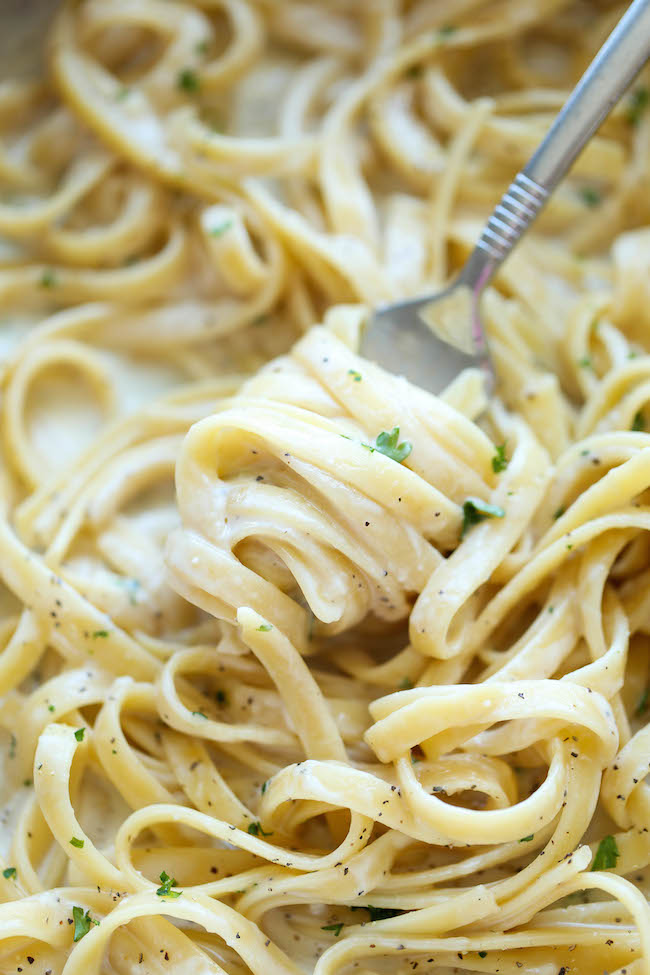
[2,0,650,973]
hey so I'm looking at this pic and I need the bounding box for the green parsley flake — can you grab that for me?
[553,506,565,520]
[322,923,343,936]
[40,270,57,288]
[209,220,232,237]
[74,728,85,742]
[72,906,98,942]
[578,186,602,207]
[637,687,649,715]
[626,87,649,126]
[48,704,55,712]
[591,834,619,871]
[373,427,412,464]
[399,677,413,689]
[519,834,534,843]
[437,24,457,38]
[216,689,228,706]
[2,867,16,880]
[350,905,403,921]
[177,68,199,93]
[578,356,592,369]
[192,710,208,719]
[70,837,84,849]
[461,497,505,538]
[92,630,109,638]
[348,369,362,381]
[631,411,645,431]
[156,870,182,898]
[479,951,487,958]
[256,624,273,632]
[261,780,267,794]
[491,443,508,473]
[247,821,273,837]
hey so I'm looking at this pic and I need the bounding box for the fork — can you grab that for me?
[361,0,650,395]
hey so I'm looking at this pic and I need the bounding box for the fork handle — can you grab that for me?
[462,0,650,287]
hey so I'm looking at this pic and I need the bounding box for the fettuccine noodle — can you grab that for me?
[1,1,650,973]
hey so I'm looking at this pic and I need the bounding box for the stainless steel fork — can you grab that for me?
[361,0,650,395]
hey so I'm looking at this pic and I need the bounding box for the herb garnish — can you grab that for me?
[72,906,99,942]
[373,427,412,464]
[491,443,508,473]
[74,728,85,742]
[247,821,273,837]
[626,87,649,126]
[156,870,182,897]
[350,905,403,921]
[461,497,505,537]
[2,867,16,880]
[322,923,343,936]
[591,834,619,871]
[70,837,84,849]
[177,68,199,93]
[579,186,601,207]
[209,220,232,237]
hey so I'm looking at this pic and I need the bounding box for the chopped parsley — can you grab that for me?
[192,710,208,719]
[2,867,16,880]
[373,427,412,464]
[74,728,85,742]
[491,443,508,473]
[177,68,199,93]
[70,837,84,849]
[92,630,109,638]
[40,269,57,288]
[631,411,645,431]
[591,834,619,871]
[461,497,505,538]
[322,923,343,936]
[216,689,228,705]
[626,87,649,126]
[247,821,273,837]
[518,834,534,843]
[48,704,55,712]
[348,369,362,382]
[350,905,403,921]
[156,870,182,898]
[578,186,601,207]
[72,906,99,942]
[578,356,592,369]
[261,780,267,794]
[398,677,413,689]
[256,624,273,632]
[553,506,565,520]
[636,686,649,715]
[479,951,487,958]
[437,24,457,38]
[209,220,232,237]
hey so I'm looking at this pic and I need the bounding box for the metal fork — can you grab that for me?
[361,0,650,395]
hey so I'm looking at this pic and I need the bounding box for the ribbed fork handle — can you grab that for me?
[460,0,650,295]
